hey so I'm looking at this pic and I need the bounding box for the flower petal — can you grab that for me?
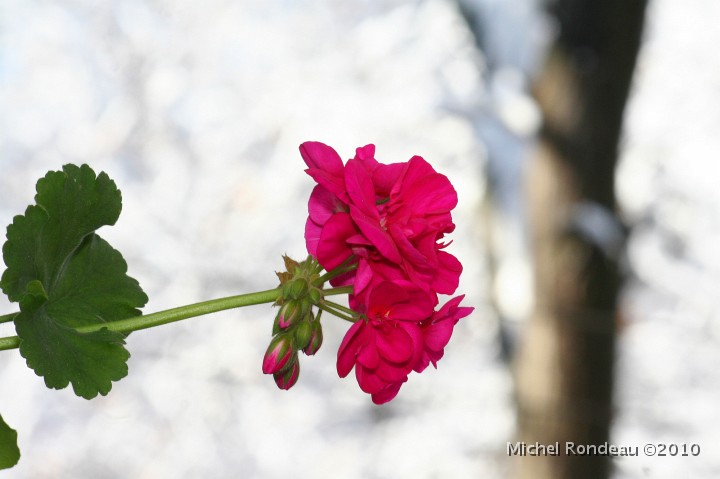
[337,321,367,378]
[301,142,348,200]
[354,144,377,163]
[393,156,458,214]
[373,162,406,197]
[317,213,356,271]
[350,205,402,263]
[356,366,387,394]
[374,359,412,383]
[423,318,456,352]
[357,342,380,369]
[371,380,406,404]
[431,251,462,294]
[305,217,321,257]
[308,185,345,225]
[376,324,414,364]
[300,141,344,175]
[345,159,378,218]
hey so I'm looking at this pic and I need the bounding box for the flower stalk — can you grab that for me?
[0,288,282,352]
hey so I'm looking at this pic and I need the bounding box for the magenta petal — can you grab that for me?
[308,185,345,225]
[301,142,348,201]
[431,251,463,294]
[345,159,378,217]
[354,144,376,162]
[337,321,366,378]
[356,366,387,394]
[388,224,428,265]
[423,320,456,352]
[387,290,435,321]
[316,213,356,271]
[376,325,414,364]
[300,141,344,176]
[353,259,373,297]
[372,162,406,197]
[436,294,467,316]
[371,380,405,404]
[305,217,321,257]
[350,205,402,263]
[374,360,412,383]
[399,321,425,368]
[369,281,433,321]
[413,353,431,374]
[368,281,409,307]
[396,157,458,214]
[357,343,380,369]
[425,295,473,351]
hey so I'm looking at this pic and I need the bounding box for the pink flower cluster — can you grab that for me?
[302,142,473,404]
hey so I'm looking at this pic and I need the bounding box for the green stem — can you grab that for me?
[81,288,281,334]
[0,288,281,351]
[321,299,357,317]
[0,336,19,351]
[0,312,18,324]
[317,302,356,323]
[323,286,354,297]
[313,258,358,286]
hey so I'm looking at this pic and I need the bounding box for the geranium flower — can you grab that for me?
[337,281,472,404]
[302,142,462,306]
[337,281,433,404]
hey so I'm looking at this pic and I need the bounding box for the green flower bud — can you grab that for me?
[262,334,294,374]
[283,278,308,300]
[273,358,300,390]
[308,287,322,305]
[294,319,313,350]
[302,320,323,356]
[275,300,301,330]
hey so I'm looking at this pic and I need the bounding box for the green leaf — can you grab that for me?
[0,414,20,470]
[1,164,148,399]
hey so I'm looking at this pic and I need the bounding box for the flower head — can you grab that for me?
[296,142,473,404]
[302,142,462,307]
[336,281,471,404]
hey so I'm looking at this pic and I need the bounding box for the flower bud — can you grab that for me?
[294,318,313,350]
[302,320,323,356]
[273,359,300,390]
[283,278,308,300]
[262,334,294,374]
[308,287,322,305]
[276,300,301,330]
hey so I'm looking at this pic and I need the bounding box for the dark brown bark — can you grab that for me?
[512,1,647,478]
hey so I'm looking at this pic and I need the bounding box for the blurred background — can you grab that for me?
[0,0,718,478]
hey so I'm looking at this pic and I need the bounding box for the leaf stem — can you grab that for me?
[0,288,281,351]
[0,312,18,324]
[82,288,282,334]
[0,336,20,351]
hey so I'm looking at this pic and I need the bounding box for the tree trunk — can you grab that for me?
[512,1,647,478]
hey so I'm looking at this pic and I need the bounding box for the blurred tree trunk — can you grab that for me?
[512,1,647,479]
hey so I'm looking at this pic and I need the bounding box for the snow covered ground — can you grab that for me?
[0,0,718,478]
